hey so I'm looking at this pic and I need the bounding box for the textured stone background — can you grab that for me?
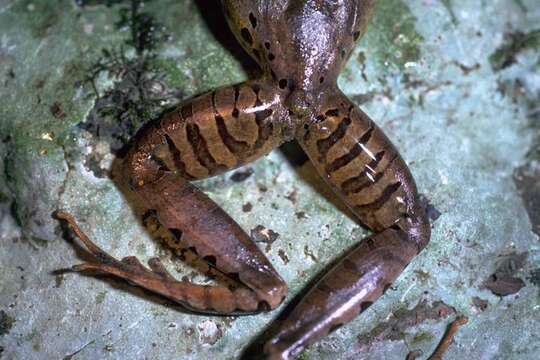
[1,0,539,359]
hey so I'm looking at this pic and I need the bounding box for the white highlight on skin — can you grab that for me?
[366,172,375,182]
[245,92,281,114]
[365,163,375,174]
[246,104,272,113]
[360,143,376,160]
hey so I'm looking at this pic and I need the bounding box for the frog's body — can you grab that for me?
[57,1,430,359]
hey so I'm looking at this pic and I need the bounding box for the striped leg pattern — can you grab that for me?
[60,81,290,314]
[264,91,430,358]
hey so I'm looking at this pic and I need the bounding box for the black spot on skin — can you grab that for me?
[169,228,183,239]
[268,53,275,61]
[203,255,217,266]
[353,31,360,41]
[241,28,253,45]
[278,79,287,89]
[366,238,376,250]
[181,104,192,119]
[258,300,270,311]
[255,109,273,122]
[251,83,261,94]
[264,41,271,49]
[187,247,198,256]
[228,272,241,283]
[249,12,257,28]
[252,48,261,61]
[315,114,325,123]
[156,162,170,173]
[325,108,339,117]
[360,301,373,312]
[319,76,324,83]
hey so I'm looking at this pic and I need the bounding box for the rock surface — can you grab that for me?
[1,0,539,359]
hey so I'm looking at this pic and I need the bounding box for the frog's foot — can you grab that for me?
[55,211,265,314]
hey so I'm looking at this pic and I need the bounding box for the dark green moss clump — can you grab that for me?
[529,268,540,287]
[363,0,424,69]
[0,310,15,336]
[78,0,180,154]
[489,29,540,71]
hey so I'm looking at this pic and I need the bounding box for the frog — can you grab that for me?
[56,0,430,359]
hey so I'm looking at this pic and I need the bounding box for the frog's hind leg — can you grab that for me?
[57,172,288,314]
[135,171,288,313]
[264,91,431,358]
[59,82,288,315]
[58,174,287,315]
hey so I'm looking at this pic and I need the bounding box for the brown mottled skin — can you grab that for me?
[57,1,430,359]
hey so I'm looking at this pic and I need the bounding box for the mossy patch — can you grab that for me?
[529,268,540,287]
[411,330,434,344]
[362,0,423,70]
[0,310,15,336]
[95,291,107,305]
[10,0,62,39]
[75,0,245,157]
[77,0,181,154]
[489,29,540,71]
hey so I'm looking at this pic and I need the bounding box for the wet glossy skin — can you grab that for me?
[58,1,430,359]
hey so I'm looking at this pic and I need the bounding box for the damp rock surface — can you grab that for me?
[1,1,539,360]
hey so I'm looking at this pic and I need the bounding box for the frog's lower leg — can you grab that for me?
[57,174,287,314]
[56,211,261,314]
[57,168,287,314]
[132,171,288,312]
[264,223,423,359]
